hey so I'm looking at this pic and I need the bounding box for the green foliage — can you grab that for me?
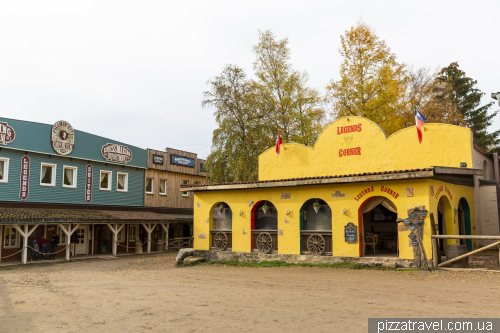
[203,31,326,183]
[436,62,500,152]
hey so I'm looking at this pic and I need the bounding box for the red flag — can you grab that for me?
[415,107,427,144]
[276,129,283,155]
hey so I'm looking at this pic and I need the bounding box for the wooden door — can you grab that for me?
[75,226,87,255]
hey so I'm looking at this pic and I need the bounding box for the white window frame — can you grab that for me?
[62,165,78,189]
[129,225,138,242]
[182,179,189,197]
[40,163,57,187]
[117,227,125,242]
[116,172,128,192]
[145,177,154,194]
[159,179,167,196]
[0,158,10,183]
[56,226,67,245]
[4,226,19,248]
[99,170,112,191]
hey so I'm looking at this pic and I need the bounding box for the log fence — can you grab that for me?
[431,235,500,268]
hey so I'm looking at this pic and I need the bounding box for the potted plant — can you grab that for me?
[262,202,269,214]
[313,201,320,214]
[218,204,225,214]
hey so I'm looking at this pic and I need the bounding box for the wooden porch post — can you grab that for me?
[106,223,124,257]
[13,224,39,264]
[493,153,500,233]
[126,225,129,253]
[0,225,3,263]
[58,224,80,261]
[160,223,170,251]
[91,224,94,255]
[141,223,157,254]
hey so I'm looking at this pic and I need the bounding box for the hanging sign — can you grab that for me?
[51,120,75,155]
[153,155,164,165]
[0,122,15,145]
[101,143,133,164]
[85,164,93,203]
[171,155,195,167]
[344,222,358,243]
[19,156,30,200]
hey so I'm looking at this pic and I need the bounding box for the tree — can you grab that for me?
[202,65,264,183]
[436,62,499,151]
[326,21,407,136]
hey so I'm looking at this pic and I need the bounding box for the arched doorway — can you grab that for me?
[437,196,452,257]
[300,199,332,255]
[251,201,278,254]
[359,196,398,257]
[211,202,232,251]
[458,198,472,251]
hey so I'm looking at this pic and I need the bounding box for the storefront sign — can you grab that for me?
[380,186,399,199]
[435,185,453,200]
[153,155,164,165]
[171,155,194,167]
[51,120,75,156]
[19,156,30,200]
[101,143,133,164]
[337,123,362,135]
[0,122,15,145]
[338,147,361,157]
[344,222,357,243]
[85,164,93,203]
[354,186,374,202]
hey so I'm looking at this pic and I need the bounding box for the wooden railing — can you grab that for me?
[431,235,500,268]
[168,237,193,250]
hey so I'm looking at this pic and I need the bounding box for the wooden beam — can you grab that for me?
[432,235,500,240]
[433,166,484,176]
[438,241,500,267]
[432,238,438,268]
[0,226,3,263]
[429,213,441,265]
[494,152,500,234]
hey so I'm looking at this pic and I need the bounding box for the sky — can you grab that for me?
[1,1,499,158]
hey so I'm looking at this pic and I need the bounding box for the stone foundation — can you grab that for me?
[193,250,429,268]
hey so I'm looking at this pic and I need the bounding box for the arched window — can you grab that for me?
[211,202,233,251]
[254,201,277,230]
[251,201,278,254]
[301,199,332,231]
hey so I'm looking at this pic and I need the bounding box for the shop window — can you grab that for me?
[159,179,167,195]
[302,199,332,231]
[117,227,124,242]
[4,227,18,248]
[145,177,153,194]
[213,203,232,230]
[40,163,56,187]
[100,171,112,191]
[254,201,278,230]
[62,166,77,188]
[117,172,128,192]
[129,225,138,241]
[182,180,189,197]
[57,226,67,245]
[0,158,9,183]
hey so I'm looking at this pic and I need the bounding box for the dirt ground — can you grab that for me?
[0,253,499,333]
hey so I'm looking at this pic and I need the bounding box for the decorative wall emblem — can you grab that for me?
[85,164,93,203]
[0,122,15,145]
[101,143,133,164]
[51,120,75,155]
[19,156,30,200]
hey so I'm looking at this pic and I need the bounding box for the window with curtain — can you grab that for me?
[57,226,67,244]
[159,179,167,195]
[213,203,232,230]
[41,164,55,186]
[4,227,18,247]
[145,178,153,193]
[117,173,128,192]
[129,225,138,241]
[0,160,4,181]
[100,171,111,190]
[63,166,76,188]
[302,199,332,231]
[182,180,189,197]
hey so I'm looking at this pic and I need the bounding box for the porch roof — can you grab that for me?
[0,208,186,224]
[181,167,483,192]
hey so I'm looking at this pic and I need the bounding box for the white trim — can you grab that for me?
[182,179,189,197]
[3,226,20,248]
[117,227,125,242]
[0,158,9,183]
[129,224,138,242]
[145,177,154,194]
[116,172,128,192]
[40,163,57,187]
[62,165,78,188]
[56,226,67,245]
[99,170,112,191]
[159,179,167,196]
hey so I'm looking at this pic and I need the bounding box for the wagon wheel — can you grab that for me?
[214,232,228,251]
[256,232,273,254]
[307,234,326,255]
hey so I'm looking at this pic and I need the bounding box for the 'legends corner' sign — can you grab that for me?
[101,143,133,164]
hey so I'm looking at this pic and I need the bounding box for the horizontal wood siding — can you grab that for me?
[0,148,144,206]
[144,169,208,208]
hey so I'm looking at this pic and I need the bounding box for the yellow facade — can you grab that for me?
[192,117,477,260]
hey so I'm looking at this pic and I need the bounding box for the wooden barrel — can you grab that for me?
[155,239,164,252]
[447,245,468,268]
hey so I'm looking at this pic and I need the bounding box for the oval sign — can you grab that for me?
[51,120,75,155]
[0,121,16,145]
[101,143,133,164]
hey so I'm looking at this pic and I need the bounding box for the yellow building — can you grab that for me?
[183,117,489,264]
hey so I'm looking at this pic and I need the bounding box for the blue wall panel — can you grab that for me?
[0,148,144,206]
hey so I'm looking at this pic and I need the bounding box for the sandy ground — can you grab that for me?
[0,253,499,333]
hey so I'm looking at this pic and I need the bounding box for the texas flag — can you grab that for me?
[276,129,283,155]
[415,107,427,144]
